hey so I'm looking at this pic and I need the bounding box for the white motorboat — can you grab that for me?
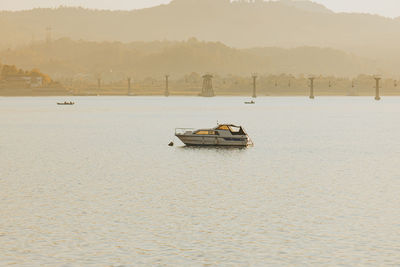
[175,124,253,147]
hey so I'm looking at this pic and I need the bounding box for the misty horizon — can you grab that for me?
[0,0,399,18]
[1,0,400,79]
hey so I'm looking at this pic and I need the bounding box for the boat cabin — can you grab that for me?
[215,124,246,135]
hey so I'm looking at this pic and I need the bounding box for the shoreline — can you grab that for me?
[1,88,398,97]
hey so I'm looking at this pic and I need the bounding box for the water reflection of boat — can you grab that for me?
[175,124,253,147]
[57,101,75,105]
[245,100,255,104]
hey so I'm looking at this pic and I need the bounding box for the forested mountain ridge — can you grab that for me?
[0,0,399,57]
[0,38,375,80]
[1,0,400,76]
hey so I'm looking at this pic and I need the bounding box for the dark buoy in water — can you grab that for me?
[168,141,174,147]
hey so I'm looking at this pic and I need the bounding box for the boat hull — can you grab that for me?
[176,135,249,147]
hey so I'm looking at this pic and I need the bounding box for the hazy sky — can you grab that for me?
[0,0,399,18]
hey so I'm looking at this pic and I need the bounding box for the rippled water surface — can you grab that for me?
[1,97,400,266]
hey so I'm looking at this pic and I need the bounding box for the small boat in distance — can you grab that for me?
[245,100,255,104]
[57,101,75,105]
[175,124,253,147]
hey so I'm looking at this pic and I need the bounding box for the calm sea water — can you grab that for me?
[1,97,400,266]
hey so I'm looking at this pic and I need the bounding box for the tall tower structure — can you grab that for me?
[201,74,215,97]
[309,77,315,99]
[127,77,132,95]
[374,76,381,101]
[165,75,170,97]
[252,74,257,98]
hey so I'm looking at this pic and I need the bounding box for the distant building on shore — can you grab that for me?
[0,74,43,89]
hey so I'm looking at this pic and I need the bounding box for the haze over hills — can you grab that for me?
[0,1,399,48]
[1,0,400,76]
[0,38,375,80]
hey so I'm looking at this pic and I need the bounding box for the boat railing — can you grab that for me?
[175,128,195,135]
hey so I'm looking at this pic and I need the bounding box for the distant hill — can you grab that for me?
[1,0,399,74]
[0,38,375,79]
[0,0,398,48]
[277,0,333,14]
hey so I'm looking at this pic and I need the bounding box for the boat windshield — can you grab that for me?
[217,125,245,135]
[228,126,241,132]
[228,126,245,135]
